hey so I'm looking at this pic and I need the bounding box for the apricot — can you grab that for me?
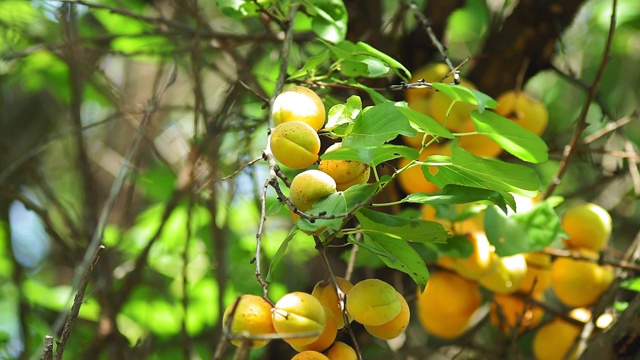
[562,202,612,251]
[270,121,321,169]
[495,90,548,136]
[311,277,354,329]
[346,279,402,326]
[518,252,552,294]
[318,142,370,191]
[364,292,410,340]
[325,341,357,360]
[405,63,451,104]
[479,253,527,294]
[292,306,337,353]
[417,272,482,339]
[456,118,503,158]
[291,351,329,360]
[532,316,582,360]
[397,142,451,194]
[289,170,337,212]
[447,231,496,281]
[272,292,326,347]
[222,294,276,349]
[489,292,545,334]
[273,86,326,131]
[550,249,614,307]
[427,79,477,132]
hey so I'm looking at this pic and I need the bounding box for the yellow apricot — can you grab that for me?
[397,142,451,194]
[272,292,326,347]
[550,250,614,307]
[270,121,321,169]
[427,79,476,132]
[346,279,402,326]
[325,341,357,360]
[311,277,354,329]
[495,90,548,136]
[456,117,504,158]
[292,306,337,353]
[318,142,370,191]
[273,86,326,131]
[479,253,528,294]
[289,170,337,212]
[489,292,545,334]
[222,295,276,349]
[449,231,497,280]
[291,351,329,360]
[562,202,612,251]
[532,317,582,360]
[364,292,410,340]
[417,272,482,339]
[518,252,552,294]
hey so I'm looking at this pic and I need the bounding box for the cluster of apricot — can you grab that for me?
[268,86,370,216]
[399,63,548,194]
[416,200,616,360]
[222,278,410,359]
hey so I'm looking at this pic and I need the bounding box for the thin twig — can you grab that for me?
[583,111,636,144]
[544,0,617,198]
[41,335,54,360]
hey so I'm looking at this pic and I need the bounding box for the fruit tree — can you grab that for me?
[0,0,639,359]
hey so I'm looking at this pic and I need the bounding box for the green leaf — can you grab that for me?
[424,146,540,201]
[484,201,567,256]
[266,226,300,282]
[343,102,417,147]
[307,0,348,42]
[289,51,330,80]
[320,144,419,167]
[355,41,411,81]
[396,103,455,139]
[621,277,640,292]
[341,58,390,78]
[215,0,261,18]
[136,166,177,202]
[432,83,498,112]
[470,110,549,163]
[296,183,378,233]
[362,233,430,291]
[352,82,390,104]
[325,95,361,130]
[435,235,474,258]
[356,208,448,244]
[402,184,507,213]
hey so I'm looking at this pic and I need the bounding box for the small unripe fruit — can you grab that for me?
[289,170,337,212]
[346,279,402,326]
[273,86,326,131]
[270,121,321,169]
[311,277,354,329]
[561,202,612,251]
[318,143,370,191]
[222,295,276,349]
[364,292,410,340]
[272,292,326,347]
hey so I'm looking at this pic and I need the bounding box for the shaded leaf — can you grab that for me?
[320,144,419,166]
[266,226,300,282]
[356,208,448,244]
[396,103,455,139]
[355,41,411,80]
[289,51,330,80]
[432,83,497,112]
[402,184,507,213]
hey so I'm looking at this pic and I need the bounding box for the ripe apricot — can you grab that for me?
[397,142,451,194]
[550,250,614,307]
[427,79,477,132]
[318,142,370,191]
[325,341,357,360]
[495,90,548,136]
[448,231,496,281]
[562,202,612,251]
[417,272,482,339]
[479,253,527,294]
[532,317,582,360]
[311,277,354,329]
[292,306,337,353]
[222,295,276,349]
[291,351,329,360]
[289,170,337,212]
[518,252,552,294]
[346,279,402,326]
[364,292,410,340]
[456,118,504,158]
[272,292,327,347]
[273,86,326,131]
[489,292,545,334]
[270,121,321,169]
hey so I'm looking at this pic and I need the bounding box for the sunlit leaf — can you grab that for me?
[343,102,417,147]
[432,83,498,112]
[470,110,549,163]
[356,208,448,243]
[355,41,411,80]
[402,184,507,213]
[320,144,419,166]
[288,50,330,80]
[396,103,455,139]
